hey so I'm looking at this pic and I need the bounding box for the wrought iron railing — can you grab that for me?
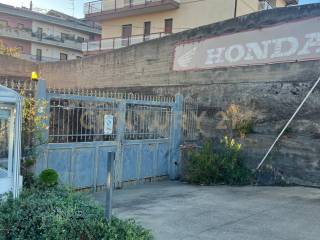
[47,88,176,143]
[0,26,84,51]
[83,32,169,52]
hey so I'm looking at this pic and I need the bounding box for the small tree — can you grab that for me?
[21,93,48,187]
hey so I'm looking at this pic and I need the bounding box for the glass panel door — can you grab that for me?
[0,109,10,178]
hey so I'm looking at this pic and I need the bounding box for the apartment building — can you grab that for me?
[83,0,298,52]
[0,3,101,62]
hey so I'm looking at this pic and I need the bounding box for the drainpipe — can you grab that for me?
[234,0,238,18]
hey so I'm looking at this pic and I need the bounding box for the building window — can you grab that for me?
[60,53,68,61]
[164,18,173,34]
[17,23,24,29]
[61,33,68,42]
[77,36,85,43]
[0,20,8,28]
[37,27,43,39]
[144,21,151,36]
[36,49,42,61]
[122,24,132,38]
[122,24,132,46]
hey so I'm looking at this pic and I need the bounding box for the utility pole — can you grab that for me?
[234,0,238,18]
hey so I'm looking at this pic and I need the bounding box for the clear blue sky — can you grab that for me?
[0,0,319,18]
[0,0,91,18]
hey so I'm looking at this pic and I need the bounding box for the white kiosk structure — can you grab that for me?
[0,85,22,198]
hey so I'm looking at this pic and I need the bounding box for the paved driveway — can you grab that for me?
[93,181,320,240]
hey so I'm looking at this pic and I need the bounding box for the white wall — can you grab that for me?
[31,43,82,61]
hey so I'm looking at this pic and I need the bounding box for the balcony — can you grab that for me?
[82,32,169,52]
[0,26,83,52]
[84,0,180,21]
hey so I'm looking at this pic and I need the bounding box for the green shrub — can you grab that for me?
[38,168,59,187]
[22,172,36,188]
[185,137,252,185]
[0,186,153,240]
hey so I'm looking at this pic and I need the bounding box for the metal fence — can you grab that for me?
[0,79,198,144]
[82,32,169,52]
[49,96,118,143]
[0,116,9,165]
[183,98,198,141]
[47,88,178,143]
[1,79,199,188]
[0,78,37,97]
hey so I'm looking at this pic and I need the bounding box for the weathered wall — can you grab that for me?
[38,4,320,186]
[0,55,37,78]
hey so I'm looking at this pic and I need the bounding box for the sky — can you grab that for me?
[0,0,319,19]
[0,0,91,18]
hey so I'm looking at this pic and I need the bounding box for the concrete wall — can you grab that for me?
[0,12,32,54]
[0,12,32,29]
[0,38,31,54]
[0,55,37,78]
[37,4,320,186]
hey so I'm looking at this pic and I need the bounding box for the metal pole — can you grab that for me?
[257,75,320,170]
[105,151,115,221]
[234,0,238,18]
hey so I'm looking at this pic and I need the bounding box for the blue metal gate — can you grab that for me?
[35,80,186,189]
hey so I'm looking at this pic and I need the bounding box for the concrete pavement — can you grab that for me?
[92,181,320,240]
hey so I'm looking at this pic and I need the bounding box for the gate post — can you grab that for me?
[34,79,49,174]
[170,94,183,180]
[35,79,49,143]
[114,100,126,188]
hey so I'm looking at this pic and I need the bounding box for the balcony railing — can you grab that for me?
[84,0,180,17]
[0,26,83,51]
[82,32,169,52]
[20,53,61,63]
